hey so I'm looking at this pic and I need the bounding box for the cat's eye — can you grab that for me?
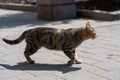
[90,28,94,31]
[86,28,95,34]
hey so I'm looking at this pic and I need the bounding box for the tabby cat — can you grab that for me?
[3,22,97,65]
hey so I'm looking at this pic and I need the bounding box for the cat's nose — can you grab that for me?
[93,33,96,36]
[94,34,97,38]
[92,33,97,39]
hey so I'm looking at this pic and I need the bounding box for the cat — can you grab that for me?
[3,22,97,65]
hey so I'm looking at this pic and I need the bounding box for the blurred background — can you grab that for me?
[76,0,120,11]
[0,0,36,4]
[0,0,119,11]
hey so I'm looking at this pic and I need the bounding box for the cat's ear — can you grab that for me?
[85,22,91,29]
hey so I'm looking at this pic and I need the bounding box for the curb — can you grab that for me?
[77,9,120,21]
[0,3,36,12]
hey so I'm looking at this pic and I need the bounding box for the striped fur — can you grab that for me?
[3,22,97,65]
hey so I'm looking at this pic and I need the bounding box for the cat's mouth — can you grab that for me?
[92,34,97,39]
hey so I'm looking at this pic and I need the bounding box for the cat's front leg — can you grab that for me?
[63,49,82,65]
[74,59,82,64]
[63,49,76,65]
[68,59,82,64]
[72,50,82,64]
[72,49,82,64]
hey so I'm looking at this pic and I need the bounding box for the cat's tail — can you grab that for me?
[3,31,27,45]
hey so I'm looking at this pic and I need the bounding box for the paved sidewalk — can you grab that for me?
[0,9,120,80]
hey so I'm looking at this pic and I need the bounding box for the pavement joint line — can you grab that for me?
[0,58,5,62]
[80,50,96,55]
[103,43,119,48]
[16,76,23,80]
[82,60,109,72]
[111,59,120,63]
[26,71,37,77]
[97,23,120,28]
[54,59,66,64]
[88,71,112,80]
[78,55,102,63]
[103,46,120,52]
[52,73,66,80]
[53,52,66,58]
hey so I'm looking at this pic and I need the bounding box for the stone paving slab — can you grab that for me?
[0,9,120,80]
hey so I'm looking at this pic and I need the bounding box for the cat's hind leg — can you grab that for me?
[24,43,39,64]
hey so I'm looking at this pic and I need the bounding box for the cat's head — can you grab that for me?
[84,22,97,39]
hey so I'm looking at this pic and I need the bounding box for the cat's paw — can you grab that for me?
[67,60,74,66]
[75,59,82,64]
[29,60,35,64]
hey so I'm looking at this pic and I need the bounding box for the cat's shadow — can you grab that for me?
[0,62,81,73]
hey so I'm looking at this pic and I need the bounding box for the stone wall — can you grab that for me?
[0,0,36,4]
[76,0,120,11]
